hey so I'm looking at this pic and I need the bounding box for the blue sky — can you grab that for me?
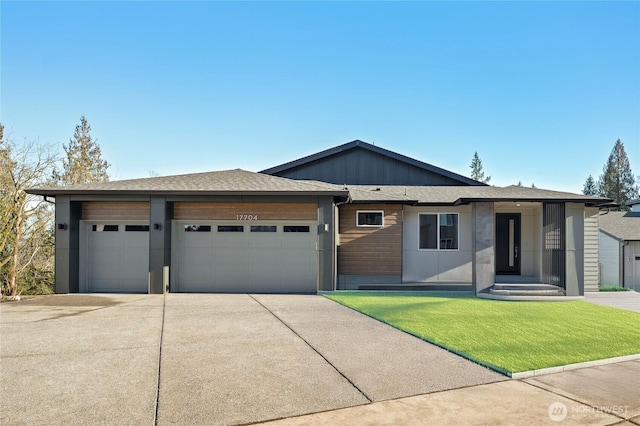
[2,1,639,193]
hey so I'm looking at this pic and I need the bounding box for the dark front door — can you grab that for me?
[496,214,521,275]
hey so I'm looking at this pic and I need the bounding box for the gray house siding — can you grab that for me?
[623,241,640,291]
[266,145,478,186]
[599,230,622,286]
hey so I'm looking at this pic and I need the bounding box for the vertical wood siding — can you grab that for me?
[82,202,150,220]
[338,204,402,275]
[584,207,600,291]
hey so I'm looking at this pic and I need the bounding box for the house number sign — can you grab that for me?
[236,215,258,221]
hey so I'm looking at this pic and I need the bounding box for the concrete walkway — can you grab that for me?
[584,290,640,312]
[1,293,638,425]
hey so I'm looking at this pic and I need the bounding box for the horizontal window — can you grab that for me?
[357,211,383,227]
[92,225,119,232]
[218,225,244,232]
[419,213,459,250]
[125,225,149,232]
[284,225,310,233]
[251,226,277,233]
[184,225,211,232]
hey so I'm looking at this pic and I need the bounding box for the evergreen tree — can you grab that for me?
[470,151,491,183]
[582,175,598,196]
[57,116,110,185]
[598,139,638,210]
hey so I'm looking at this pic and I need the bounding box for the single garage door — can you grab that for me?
[81,221,150,293]
[172,221,317,293]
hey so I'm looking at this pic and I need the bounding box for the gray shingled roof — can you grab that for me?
[599,211,640,241]
[27,169,614,208]
[345,184,613,206]
[28,169,348,196]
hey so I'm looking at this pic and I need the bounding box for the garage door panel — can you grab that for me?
[83,222,149,293]
[173,220,317,293]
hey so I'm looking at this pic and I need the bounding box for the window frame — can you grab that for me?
[356,210,384,228]
[418,213,460,251]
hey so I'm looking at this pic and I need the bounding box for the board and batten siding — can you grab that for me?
[82,202,150,220]
[338,204,402,276]
[173,202,317,221]
[583,207,600,291]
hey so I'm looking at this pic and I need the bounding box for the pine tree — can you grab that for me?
[582,175,598,196]
[598,139,638,210]
[57,116,110,185]
[470,151,491,183]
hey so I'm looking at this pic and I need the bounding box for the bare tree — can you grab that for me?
[1,125,57,297]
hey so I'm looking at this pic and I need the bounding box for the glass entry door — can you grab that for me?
[496,214,521,275]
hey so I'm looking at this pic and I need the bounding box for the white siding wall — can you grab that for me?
[599,231,621,286]
[402,205,473,282]
[583,207,600,291]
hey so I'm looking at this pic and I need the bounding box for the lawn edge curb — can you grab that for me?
[510,353,640,379]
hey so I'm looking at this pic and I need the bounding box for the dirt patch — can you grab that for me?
[8,294,121,307]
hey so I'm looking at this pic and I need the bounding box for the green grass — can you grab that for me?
[599,285,631,292]
[325,292,640,374]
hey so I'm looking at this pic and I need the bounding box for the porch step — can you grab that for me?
[489,284,565,296]
[358,283,473,292]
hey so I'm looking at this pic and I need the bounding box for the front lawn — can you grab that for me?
[325,292,640,374]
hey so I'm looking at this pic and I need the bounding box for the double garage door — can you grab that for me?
[80,202,318,293]
[172,221,317,293]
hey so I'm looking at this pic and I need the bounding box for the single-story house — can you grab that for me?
[28,140,613,297]
[598,200,640,291]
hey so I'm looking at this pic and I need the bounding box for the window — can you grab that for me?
[92,225,119,232]
[419,213,458,250]
[184,225,211,232]
[284,225,310,233]
[251,226,277,233]
[125,225,150,232]
[357,211,384,227]
[218,225,244,232]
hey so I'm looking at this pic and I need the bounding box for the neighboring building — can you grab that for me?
[28,140,613,297]
[598,200,640,291]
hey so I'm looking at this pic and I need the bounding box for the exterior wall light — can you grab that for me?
[57,223,67,230]
[153,223,161,230]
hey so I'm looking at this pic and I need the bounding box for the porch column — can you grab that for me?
[565,203,585,296]
[473,202,495,295]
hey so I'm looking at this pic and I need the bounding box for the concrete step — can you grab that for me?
[489,284,565,296]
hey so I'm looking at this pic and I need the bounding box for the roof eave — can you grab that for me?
[27,189,349,197]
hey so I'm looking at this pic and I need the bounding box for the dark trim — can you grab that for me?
[260,140,485,186]
[26,189,349,197]
[456,197,613,206]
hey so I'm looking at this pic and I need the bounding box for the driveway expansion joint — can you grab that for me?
[153,293,167,426]
[248,294,373,403]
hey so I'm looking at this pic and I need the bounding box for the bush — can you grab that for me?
[599,285,631,292]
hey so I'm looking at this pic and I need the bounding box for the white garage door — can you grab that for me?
[172,221,317,293]
[82,222,149,293]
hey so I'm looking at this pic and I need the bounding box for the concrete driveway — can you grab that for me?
[1,294,504,425]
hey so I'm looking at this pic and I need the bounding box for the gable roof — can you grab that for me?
[599,211,640,241]
[261,140,484,186]
[27,169,348,197]
[344,184,614,207]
